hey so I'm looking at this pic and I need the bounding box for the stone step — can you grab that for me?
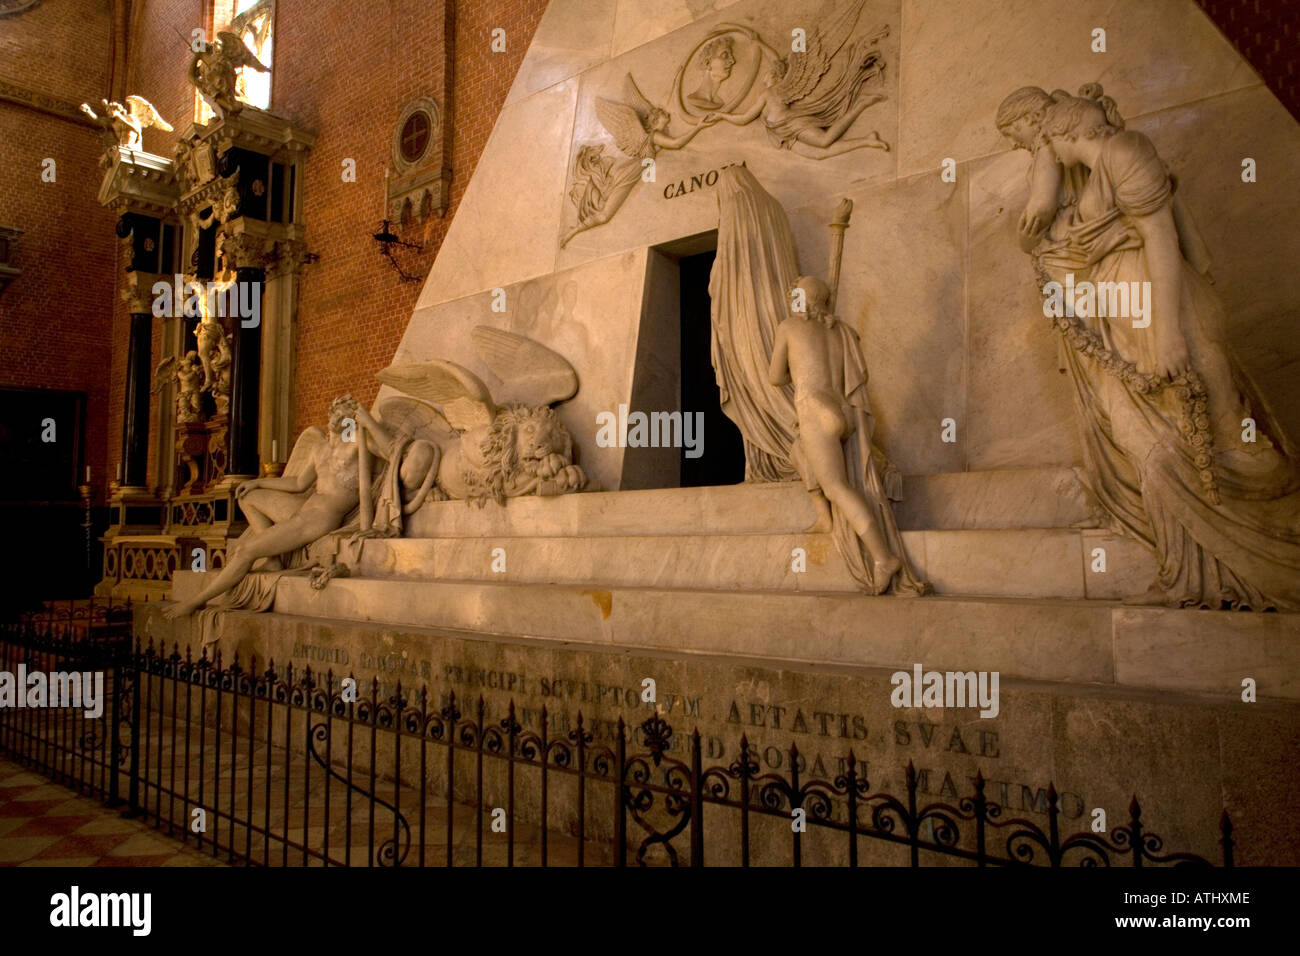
[354,526,1156,601]
[402,467,1098,539]
[160,574,1300,698]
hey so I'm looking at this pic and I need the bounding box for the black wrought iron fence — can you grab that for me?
[0,606,1235,867]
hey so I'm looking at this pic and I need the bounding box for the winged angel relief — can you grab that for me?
[561,75,718,248]
[561,0,889,245]
[165,328,587,618]
[705,0,889,158]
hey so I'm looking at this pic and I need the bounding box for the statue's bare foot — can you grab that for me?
[162,599,201,620]
[865,131,889,152]
[871,555,902,594]
[1122,584,1174,607]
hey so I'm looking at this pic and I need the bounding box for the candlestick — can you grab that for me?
[272,438,279,462]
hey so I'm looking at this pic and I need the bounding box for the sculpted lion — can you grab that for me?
[375,326,588,506]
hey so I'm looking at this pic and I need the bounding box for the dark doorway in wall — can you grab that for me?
[622,233,746,490]
[0,387,101,605]
[678,250,745,487]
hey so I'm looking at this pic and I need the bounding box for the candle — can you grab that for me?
[116,462,122,482]
[85,466,91,483]
[272,439,279,462]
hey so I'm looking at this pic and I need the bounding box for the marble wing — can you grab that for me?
[126,95,173,132]
[376,359,495,431]
[471,326,578,408]
[594,97,649,158]
[218,30,269,71]
[377,396,455,445]
[151,355,177,394]
[773,0,865,105]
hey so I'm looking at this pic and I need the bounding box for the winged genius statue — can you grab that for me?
[162,329,589,617]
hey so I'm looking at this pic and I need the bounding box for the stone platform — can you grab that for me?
[137,604,1300,866]
[147,476,1300,864]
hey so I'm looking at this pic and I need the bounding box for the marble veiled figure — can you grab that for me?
[999,84,1300,610]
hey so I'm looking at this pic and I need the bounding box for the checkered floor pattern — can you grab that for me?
[0,756,223,867]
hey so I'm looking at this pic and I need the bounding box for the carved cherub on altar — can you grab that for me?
[376,326,588,504]
[176,351,203,423]
[80,96,174,154]
[561,74,719,247]
[210,331,232,417]
[188,31,269,118]
[705,1,890,158]
[153,350,204,424]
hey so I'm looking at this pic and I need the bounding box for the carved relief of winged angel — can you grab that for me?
[561,74,719,247]
[707,0,890,158]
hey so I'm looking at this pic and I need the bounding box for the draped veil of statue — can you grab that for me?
[709,165,801,482]
[1000,84,1300,610]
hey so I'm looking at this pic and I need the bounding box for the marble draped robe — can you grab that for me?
[709,165,801,481]
[1034,129,1300,609]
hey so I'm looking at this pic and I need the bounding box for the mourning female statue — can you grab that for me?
[998,84,1300,610]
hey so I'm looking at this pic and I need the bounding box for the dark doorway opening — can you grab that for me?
[622,235,747,490]
[678,250,745,487]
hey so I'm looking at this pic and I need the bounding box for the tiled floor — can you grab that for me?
[0,757,224,867]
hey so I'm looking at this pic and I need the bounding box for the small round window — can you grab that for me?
[399,111,432,164]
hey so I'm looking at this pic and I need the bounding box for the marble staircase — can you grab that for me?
[162,468,1300,700]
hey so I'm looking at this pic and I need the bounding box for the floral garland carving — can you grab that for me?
[1034,260,1219,505]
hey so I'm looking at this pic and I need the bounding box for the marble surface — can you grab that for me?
[396,0,1299,487]
[895,0,1260,177]
[136,604,1300,864]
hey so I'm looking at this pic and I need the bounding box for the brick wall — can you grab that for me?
[100,0,547,484]
[1198,0,1300,121]
[278,0,547,434]
[0,0,118,497]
